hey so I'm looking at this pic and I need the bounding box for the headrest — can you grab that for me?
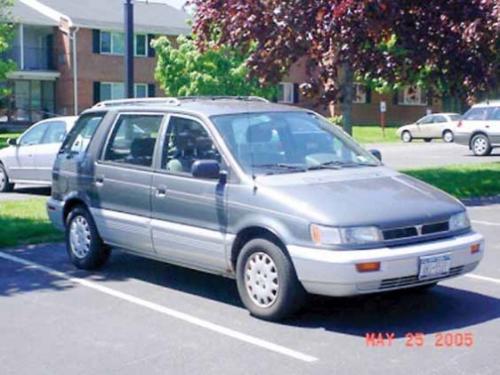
[175,132,196,149]
[246,123,273,143]
[196,136,213,152]
[130,138,156,158]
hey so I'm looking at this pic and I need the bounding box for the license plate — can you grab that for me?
[418,253,451,280]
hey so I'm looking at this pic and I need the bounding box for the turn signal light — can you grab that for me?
[470,243,481,254]
[356,262,381,273]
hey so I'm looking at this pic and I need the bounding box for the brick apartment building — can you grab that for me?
[1,0,190,126]
[1,0,447,128]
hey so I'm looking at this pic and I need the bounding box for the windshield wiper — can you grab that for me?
[307,161,378,170]
[251,163,307,175]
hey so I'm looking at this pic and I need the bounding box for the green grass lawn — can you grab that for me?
[351,125,400,144]
[0,132,21,149]
[0,198,63,248]
[404,162,500,199]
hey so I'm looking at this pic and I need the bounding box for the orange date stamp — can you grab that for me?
[365,332,474,348]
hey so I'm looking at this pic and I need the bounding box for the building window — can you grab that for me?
[135,34,147,57]
[99,31,148,57]
[398,86,427,106]
[100,82,150,101]
[353,84,367,104]
[278,82,295,104]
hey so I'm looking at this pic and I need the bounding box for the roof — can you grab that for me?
[13,0,191,35]
[472,100,500,108]
[87,98,307,117]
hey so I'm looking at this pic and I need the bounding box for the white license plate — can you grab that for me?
[418,253,451,280]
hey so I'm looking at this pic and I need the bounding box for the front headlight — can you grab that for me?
[449,212,470,231]
[310,224,382,246]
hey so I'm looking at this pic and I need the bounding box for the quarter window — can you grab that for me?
[162,117,221,174]
[104,114,163,167]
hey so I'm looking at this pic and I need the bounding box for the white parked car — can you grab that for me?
[396,113,461,143]
[0,116,77,192]
[454,101,500,156]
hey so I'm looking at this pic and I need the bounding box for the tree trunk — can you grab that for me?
[340,63,354,136]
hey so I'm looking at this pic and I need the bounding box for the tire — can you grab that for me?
[65,206,110,270]
[0,163,14,193]
[442,130,454,143]
[401,131,412,143]
[471,134,492,156]
[424,138,432,143]
[236,237,306,321]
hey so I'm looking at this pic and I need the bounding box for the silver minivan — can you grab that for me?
[47,97,484,320]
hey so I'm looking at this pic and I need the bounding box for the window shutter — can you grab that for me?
[366,87,372,104]
[293,83,300,104]
[148,84,156,98]
[93,82,101,104]
[92,30,100,54]
[392,91,399,105]
[147,34,156,58]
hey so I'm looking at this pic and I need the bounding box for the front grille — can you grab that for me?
[379,266,464,290]
[382,221,450,241]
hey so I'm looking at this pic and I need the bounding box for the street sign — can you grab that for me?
[380,101,387,113]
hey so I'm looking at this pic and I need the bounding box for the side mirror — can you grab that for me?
[7,138,18,147]
[191,159,221,179]
[370,149,382,161]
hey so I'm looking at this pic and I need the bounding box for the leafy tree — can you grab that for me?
[190,0,499,134]
[0,0,15,101]
[153,35,277,100]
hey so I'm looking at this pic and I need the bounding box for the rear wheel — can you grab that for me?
[65,206,110,270]
[401,131,412,143]
[442,130,454,143]
[236,238,306,321]
[0,163,14,192]
[471,134,492,156]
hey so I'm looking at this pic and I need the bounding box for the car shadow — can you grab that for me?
[2,246,499,338]
[13,186,51,196]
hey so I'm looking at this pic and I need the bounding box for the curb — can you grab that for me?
[461,195,500,207]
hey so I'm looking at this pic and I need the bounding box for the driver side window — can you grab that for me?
[162,116,221,175]
[20,123,48,146]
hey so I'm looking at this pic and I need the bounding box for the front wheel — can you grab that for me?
[66,206,110,270]
[442,130,454,143]
[471,134,492,156]
[236,238,306,321]
[401,131,412,143]
[0,164,14,192]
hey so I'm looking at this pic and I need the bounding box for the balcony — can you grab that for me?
[1,46,55,71]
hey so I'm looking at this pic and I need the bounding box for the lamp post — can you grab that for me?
[124,0,134,98]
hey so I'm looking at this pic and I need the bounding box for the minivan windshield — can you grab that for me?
[212,111,380,175]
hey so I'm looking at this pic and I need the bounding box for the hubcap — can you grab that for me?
[69,215,91,259]
[444,132,453,142]
[403,132,411,142]
[0,168,5,190]
[244,252,279,308]
[474,138,487,154]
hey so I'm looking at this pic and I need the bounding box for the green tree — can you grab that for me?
[153,35,277,100]
[0,0,15,99]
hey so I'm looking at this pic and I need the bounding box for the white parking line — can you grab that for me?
[466,274,500,285]
[0,251,318,363]
[471,220,500,227]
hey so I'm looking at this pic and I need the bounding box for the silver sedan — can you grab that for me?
[396,113,461,143]
[0,116,77,192]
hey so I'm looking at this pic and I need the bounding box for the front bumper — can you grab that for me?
[288,231,484,296]
[46,197,65,231]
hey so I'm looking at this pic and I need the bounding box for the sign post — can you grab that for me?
[380,101,387,138]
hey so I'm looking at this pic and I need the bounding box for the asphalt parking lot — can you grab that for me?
[0,205,499,375]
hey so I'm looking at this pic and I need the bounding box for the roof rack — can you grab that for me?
[93,97,182,108]
[92,96,269,108]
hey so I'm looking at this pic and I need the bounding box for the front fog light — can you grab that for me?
[449,212,470,231]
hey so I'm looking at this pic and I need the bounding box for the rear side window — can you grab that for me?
[61,113,105,154]
[104,114,163,167]
[41,122,67,144]
[489,107,500,120]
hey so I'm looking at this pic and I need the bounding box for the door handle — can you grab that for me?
[95,176,104,186]
[155,185,167,198]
